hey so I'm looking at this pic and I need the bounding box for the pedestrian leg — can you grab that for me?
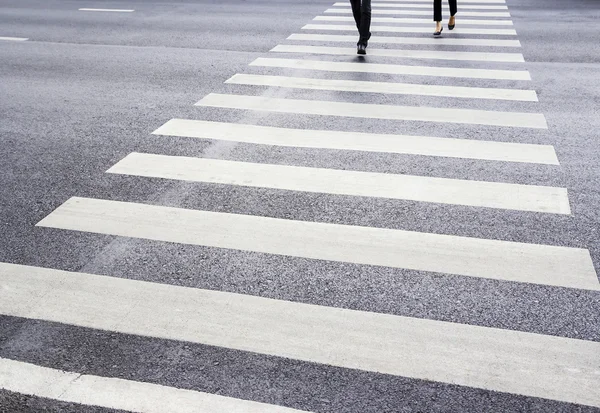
[433,0,443,35]
[358,0,371,46]
[448,0,457,29]
[349,0,362,32]
[448,0,457,17]
[433,0,442,22]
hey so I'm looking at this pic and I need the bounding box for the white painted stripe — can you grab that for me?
[333,2,509,10]
[78,8,134,12]
[108,153,568,213]
[0,358,308,413]
[196,93,547,129]
[0,36,29,41]
[374,0,506,3]
[226,73,537,102]
[37,198,596,289]
[325,8,511,17]
[152,119,559,165]
[251,57,530,80]
[2,263,600,408]
[303,23,517,35]
[315,16,514,26]
[271,44,524,63]
[288,33,522,48]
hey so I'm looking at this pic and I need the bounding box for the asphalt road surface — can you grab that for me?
[1,0,600,412]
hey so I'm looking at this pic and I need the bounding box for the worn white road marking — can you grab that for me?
[0,36,29,41]
[287,33,521,47]
[78,8,134,12]
[271,44,524,62]
[226,73,537,102]
[315,15,514,26]
[333,2,509,10]
[195,93,548,129]
[325,8,511,17]
[1,263,600,408]
[251,57,530,80]
[153,119,558,164]
[302,23,517,35]
[108,153,567,213]
[0,358,308,413]
[37,198,597,289]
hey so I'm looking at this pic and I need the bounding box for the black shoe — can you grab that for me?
[433,26,443,36]
[357,43,367,55]
[448,16,456,30]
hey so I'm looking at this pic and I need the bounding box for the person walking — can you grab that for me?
[433,0,457,36]
[349,0,371,54]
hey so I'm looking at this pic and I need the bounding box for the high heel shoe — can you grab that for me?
[448,16,456,30]
[433,22,443,36]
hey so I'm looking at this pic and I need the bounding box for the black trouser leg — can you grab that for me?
[448,0,457,17]
[358,0,371,45]
[433,0,442,21]
[349,0,371,45]
[434,0,457,21]
[350,0,362,30]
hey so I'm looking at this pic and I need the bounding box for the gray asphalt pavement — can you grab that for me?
[1,0,600,411]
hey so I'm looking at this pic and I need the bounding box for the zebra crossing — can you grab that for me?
[153,119,557,163]
[0,356,306,413]
[36,197,593,288]
[287,33,522,47]
[302,23,518,34]
[270,44,525,61]
[225,73,536,100]
[106,153,567,212]
[2,0,600,412]
[251,56,531,79]
[196,93,547,128]
[351,2,509,8]
[314,15,514,25]
[3,262,600,409]
[324,8,512,17]
[339,2,509,8]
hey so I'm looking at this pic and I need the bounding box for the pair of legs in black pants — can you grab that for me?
[349,0,371,46]
[434,0,457,22]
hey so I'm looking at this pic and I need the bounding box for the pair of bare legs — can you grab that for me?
[434,15,455,35]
